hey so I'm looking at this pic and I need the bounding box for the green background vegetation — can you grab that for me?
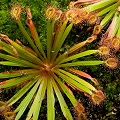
[0,0,120,119]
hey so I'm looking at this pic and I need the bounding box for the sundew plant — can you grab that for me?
[0,2,118,120]
[69,0,120,64]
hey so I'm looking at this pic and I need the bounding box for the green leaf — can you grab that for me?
[15,80,41,120]
[97,2,120,16]
[47,78,55,120]
[0,41,12,51]
[9,40,43,66]
[52,23,73,62]
[53,21,62,47]
[68,41,87,54]
[58,69,96,92]
[117,25,120,37]
[90,0,117,12]
[33,77,47,120]
[53,73,77,106]
[58,61,104,67]
[0,53,40,69]
[53,20,68,51]
[30,21,46,60]
[0,41,14,55]
[55,70,93,95]
[59,50,97,64]
[47,20,54,62]
[26,76,47,120]
[0,69,36,78]
[0,72,22,79]
[16,20,43,59]
[0,61,27,67]
[7,75,39,106]
[111,13,120,38]
[51,52,68,68]
[100,8,117,27]
[1,74,36,88]
[51,77,73,120]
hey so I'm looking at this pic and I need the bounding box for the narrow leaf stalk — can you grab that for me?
[57,61,104,67]
[51,76,73,120]
[47,20,54,62]
[59,50,97,64]
[47,77,55,120]
[33,77,47,120]
[58,69,97,92]
[15,80,41,120]
[54,70,93,95]
[100,9,117,28]
[16,20,44,60]
[52,23,73,62]
[7,75,40,106]
[97,2,120,16]
[53,73,77,106]
[30,20,47,60]
[88,0,117,12]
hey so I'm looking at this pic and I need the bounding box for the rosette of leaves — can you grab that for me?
[0,6,113,120]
